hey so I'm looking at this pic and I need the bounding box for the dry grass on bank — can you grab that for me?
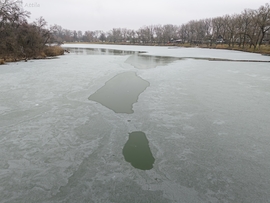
[43,46,64,57]
[214,44,270,55]
[0,46,65,65]
[4,58,15,62]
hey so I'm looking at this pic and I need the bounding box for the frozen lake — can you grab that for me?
[0,44,270,202]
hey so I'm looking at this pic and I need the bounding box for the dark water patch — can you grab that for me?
[125,54,179,69]
[123,131,155,170]
[88,72,149,114]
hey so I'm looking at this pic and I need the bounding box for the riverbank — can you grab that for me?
[0,46,65,65]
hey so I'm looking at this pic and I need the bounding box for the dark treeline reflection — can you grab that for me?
[67,48,138,55]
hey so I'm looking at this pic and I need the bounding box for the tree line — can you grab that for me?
[0,0,63,61]
[1,0,269,62]
[52,3,270,49]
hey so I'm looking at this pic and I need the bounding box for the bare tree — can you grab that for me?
[154,25,163,44]
[253,3,270,47]
[223,14,239,47]
[237,9,254,48]
[99,32,106,42]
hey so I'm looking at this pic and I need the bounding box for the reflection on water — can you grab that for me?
[66,47,138,55]
[66,47,179,69]
[123,131,155,170]
[68,47,270,71]
[125,54,179,69]
[88,72,149,114]
[65,47,270,66]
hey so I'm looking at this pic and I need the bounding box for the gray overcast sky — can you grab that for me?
[22,0,268,32]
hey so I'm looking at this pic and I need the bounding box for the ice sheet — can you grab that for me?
[0,45,270,202]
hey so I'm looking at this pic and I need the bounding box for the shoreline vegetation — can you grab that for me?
[58,3,269,58]
[0,46,64,65]
[59,3,269,57]
[1,1,269,65]
[0,0,65,65]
